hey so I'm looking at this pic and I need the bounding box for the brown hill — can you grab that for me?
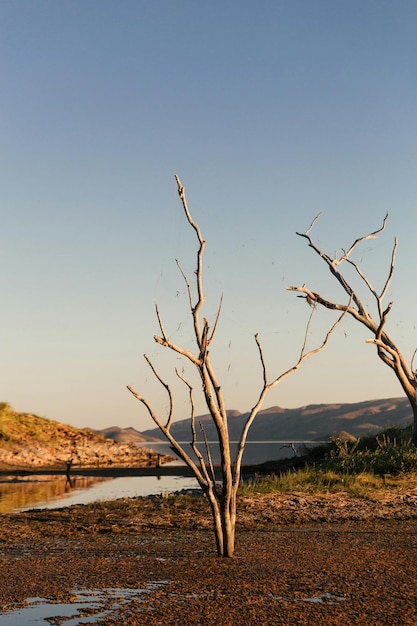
[0,403,171,471]
[93,426,161,444]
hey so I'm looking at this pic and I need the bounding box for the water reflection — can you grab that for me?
[0,475,109,514]
[1,442,324,514]
[0,473,199,514]
[0,583,170,625]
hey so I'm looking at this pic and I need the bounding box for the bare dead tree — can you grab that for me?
[128,177,345,558]
[287,213,417,446]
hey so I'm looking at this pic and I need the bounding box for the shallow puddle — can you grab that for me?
[301,592,345,604]
[0,582,169,625]
[270,591,345,605]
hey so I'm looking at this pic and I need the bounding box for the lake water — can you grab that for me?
[0,441,325,514]
[135,440,322,466]
[0,473,199,514]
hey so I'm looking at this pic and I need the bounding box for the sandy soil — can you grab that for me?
[0,492,416,625]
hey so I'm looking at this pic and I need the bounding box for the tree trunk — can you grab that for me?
[396,381,417,447]
[411,400,417,447]
[128,177,339,559]
[204,477,236,557]
[207,495,225,557]
[220,501,236,558]
[205,496,236,557]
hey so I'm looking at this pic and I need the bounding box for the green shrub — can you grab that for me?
[239,424,417,497]
[331,447,417,476]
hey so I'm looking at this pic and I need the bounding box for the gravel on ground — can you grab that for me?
[0,491,416,625]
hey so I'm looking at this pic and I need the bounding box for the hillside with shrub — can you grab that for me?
[0,403,170,471]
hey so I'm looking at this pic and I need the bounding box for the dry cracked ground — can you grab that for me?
[0,491,416,625]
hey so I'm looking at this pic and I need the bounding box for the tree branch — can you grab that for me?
[155,303,168,341]
[127,382,208,487]
[143,354,174,430]
[176,258,193,310]
[209,293,224,344]
[176,368,216,493]
[291,213,417,447]
[286,285,366,325]
[337,212,389,263]
[175,175,206,325]
[153,334,202,366]
[200,420,217,488]
[295,213,382,318]
[379,237,397,304]
[233,306,348,482]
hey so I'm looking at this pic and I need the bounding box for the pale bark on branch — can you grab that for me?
[288,213,417,444]
[232,307,347,484]
[127,177,343,557]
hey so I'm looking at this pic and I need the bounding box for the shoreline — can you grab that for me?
[0,464,195,478]
[0,462,271,479]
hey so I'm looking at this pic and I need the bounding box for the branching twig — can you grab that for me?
[209,293,224,343]
[295,222,368,317]
[297,307,315,362]
[290,212,417,446]
[254,333,267,386]
[127,381,208,487]
[411,348,417,378]
[176,259,193,310]
[200,421,217,488]
[153,334,201,366]
[233,305,349,483]
[175,368,215,491]
[303,211,323,237]
[175,175,206,324]
[337,212,389,263]
[128,176,361,557]
[379,237,397,303]
[155,303,168,341]
[143,354,174,430]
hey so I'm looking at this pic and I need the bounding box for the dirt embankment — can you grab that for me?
[0,403,173,470]
[0,434,171,471]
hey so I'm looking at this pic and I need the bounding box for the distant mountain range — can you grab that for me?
[91,426,161,444]
[0,398,411,472]
[99,397,413,444]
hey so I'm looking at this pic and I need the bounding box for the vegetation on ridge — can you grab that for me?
[241,424,417,499]
[0,402,93,445]
[0,402,171,471]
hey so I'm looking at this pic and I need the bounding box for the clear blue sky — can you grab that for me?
[1,1,416,430]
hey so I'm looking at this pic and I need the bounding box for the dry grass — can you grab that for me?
[239,467,417,499]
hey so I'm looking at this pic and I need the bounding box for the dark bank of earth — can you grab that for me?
[1,491,417,625]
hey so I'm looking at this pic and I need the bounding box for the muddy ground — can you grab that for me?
[0,491,416,625]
